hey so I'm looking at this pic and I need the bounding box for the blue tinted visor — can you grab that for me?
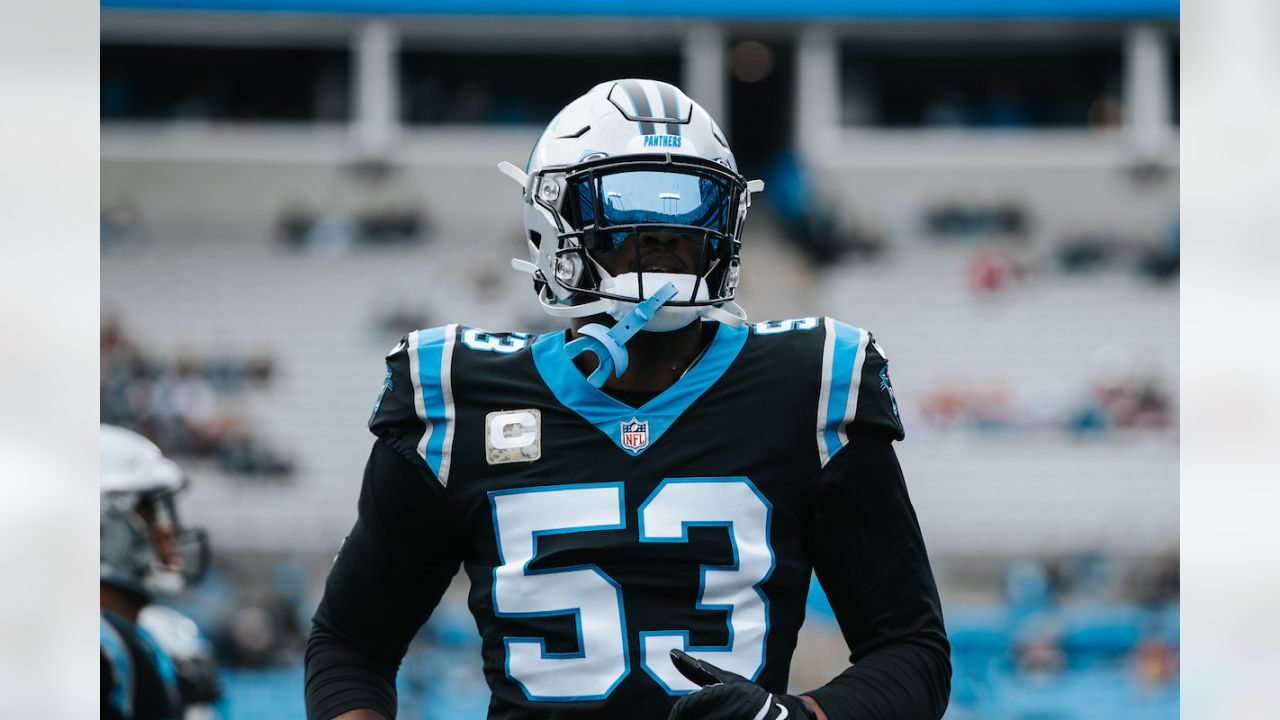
[568,170,733,238]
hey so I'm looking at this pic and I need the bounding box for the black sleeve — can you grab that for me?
[305,438,464,720]
[848,333,905,442]
[803,434,951,720]
[368,335,431,472]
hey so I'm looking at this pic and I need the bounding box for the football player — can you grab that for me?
[101,424,211,720]
[305,79,950,720]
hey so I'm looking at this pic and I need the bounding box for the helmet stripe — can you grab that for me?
[618,79,657,135]
[655,82,681,136]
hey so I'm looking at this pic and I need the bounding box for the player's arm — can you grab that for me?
[801,431,951,720]
[306,333,463,718]
[304,438,463,720]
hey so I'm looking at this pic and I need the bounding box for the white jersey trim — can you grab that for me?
[816,318,870,467]
[816,317,838,466]
[407,324,458,487]
[438,324,458,486]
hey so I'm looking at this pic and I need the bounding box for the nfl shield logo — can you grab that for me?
[620,417,649,453]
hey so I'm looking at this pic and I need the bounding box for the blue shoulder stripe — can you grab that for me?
[408,324,459,485]
[100,614,133,718]
[817,318,869,466]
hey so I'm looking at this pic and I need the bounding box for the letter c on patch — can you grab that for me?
[488,411,538,450]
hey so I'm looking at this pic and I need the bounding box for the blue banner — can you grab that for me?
[102,0,1178,20]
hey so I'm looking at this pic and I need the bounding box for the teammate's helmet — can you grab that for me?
[503,79,762,332]
[101,424,209,599]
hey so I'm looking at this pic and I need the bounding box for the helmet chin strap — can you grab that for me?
[702,301,748,326]
[564,282,680,388]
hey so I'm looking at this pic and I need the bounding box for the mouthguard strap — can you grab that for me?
[565,281,680,388]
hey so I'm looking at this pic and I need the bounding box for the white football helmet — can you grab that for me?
[503,79,762,332]
[101,424,209,599]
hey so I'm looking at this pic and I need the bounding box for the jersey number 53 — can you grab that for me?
[488,478,774,701]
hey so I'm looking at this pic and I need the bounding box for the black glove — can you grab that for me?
[667,649,819,720]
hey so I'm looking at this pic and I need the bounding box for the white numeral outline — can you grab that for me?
[489,482,629,701]
[753,317,820,335]
[462,329,530,353]
[488,478,774,700]
[637,477,775,694]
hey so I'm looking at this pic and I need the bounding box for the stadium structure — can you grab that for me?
[101,2,1179,717]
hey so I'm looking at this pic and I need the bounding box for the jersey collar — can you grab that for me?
[532,322,748,455]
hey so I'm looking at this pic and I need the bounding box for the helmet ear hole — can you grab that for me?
[528,231,542,249]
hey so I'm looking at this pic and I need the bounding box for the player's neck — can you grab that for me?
[569,320,712,394]
[101,584,144,624]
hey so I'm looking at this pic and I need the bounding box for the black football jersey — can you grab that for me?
[368,317,903,719]
[101,610,183,720]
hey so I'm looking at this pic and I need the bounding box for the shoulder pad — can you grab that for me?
[817,319,904,466]
[369,325,459,486]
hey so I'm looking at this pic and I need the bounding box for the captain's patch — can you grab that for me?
[485,409,542,465]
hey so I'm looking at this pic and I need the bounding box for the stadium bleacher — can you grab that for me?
[103,162,1176,558]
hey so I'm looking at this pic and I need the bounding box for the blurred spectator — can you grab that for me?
[301,210,359,254]
[1057,231,1118,273]
[1087,93,1125,129]
[277,203,429,251]
[919,376,1174,436]
[1138,218,1180,282]
[101,318,293,478]
[190,552,1177,716]
[1133,552,1180,607]
[1132,636,1178,688]
[101,201,149,255]
[918,382,1027,433]
[1058,219,1180,282]
[968,245,1026,295]
[1004,560,1054,614]
[924,199,1029,240]
[1067,377,1174,437]
[1015,627,1066,676]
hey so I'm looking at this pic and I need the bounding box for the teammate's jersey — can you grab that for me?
[101,609,183,720]
[369,317,902,719]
